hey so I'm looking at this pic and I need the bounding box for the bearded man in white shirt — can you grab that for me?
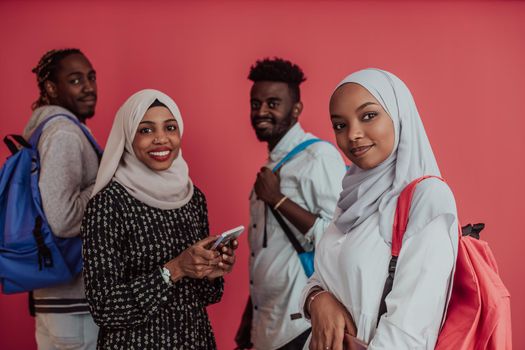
[235,58,347,350]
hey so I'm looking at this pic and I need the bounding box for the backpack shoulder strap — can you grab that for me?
[391,175,444,255]
[27,114,103,160]
[3,135,31,155]
[377,175,445,324]
[265,138,324,251]
[269,206,305,254]
[272,138,324,172]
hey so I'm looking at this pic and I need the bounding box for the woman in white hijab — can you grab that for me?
[81,89,236,349]
[301,69,459,350]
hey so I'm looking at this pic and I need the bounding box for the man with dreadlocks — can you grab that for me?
[22,48,100,349]
[235,58,346,350]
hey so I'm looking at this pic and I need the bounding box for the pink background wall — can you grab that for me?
[1,1,524,349]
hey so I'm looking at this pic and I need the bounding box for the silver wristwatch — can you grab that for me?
[160,266,173,286]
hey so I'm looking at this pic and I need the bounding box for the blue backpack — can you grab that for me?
[0,114,102,294]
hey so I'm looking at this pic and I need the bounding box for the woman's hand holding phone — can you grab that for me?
[164,227,241,282]
[206,238,239,279]
[203,225,243,278]
[164,236,222,282]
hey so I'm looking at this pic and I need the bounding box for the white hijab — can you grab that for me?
[91,89,194,210]
[334,69,442,243]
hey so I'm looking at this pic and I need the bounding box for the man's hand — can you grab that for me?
[254,167,283,206]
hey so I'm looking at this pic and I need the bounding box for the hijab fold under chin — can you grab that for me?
[334,69,441,243]
[91,89,194,210]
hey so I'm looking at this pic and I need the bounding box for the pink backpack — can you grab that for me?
[378,176,512,349]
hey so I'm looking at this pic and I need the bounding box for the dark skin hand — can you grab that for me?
[308,291,357,350]
[254,167,317,234]
[206,239,238,279]
[164,237,238,283]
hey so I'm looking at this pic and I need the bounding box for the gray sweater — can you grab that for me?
[23,105,100,313]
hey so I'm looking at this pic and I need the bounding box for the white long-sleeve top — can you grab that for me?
[302,179,459,349]
[249,123,347,349]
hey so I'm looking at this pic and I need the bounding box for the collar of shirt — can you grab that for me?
[268,122,306,164]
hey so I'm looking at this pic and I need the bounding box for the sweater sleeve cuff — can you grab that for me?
[131,268,173,313]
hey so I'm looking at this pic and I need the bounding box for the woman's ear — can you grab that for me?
[292,101,303,118]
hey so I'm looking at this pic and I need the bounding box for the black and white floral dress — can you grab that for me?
[82,181,223,350]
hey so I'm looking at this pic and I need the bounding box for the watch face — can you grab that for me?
[161,267,172,285]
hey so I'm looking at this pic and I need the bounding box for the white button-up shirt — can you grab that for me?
[249,123,347,349]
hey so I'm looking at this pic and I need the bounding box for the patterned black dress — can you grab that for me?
[81,181,223,350]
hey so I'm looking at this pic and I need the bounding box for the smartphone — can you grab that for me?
[211,225,245,250]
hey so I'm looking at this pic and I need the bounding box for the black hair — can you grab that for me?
[148,99,167,109]
[31,48,84,110]
[248,57,306,103]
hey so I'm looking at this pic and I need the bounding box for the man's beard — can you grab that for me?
[253,111,296,144]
